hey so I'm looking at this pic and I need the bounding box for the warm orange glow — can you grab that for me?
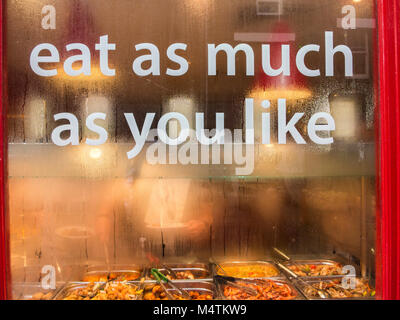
[185,0,209,12]
[55,226,94,239]
[89,148,102,160]
[55,66,114,82]
[249,88,312,101]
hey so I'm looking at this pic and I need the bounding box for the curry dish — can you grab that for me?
[303,279,375,298]
[143,284,213,300]
[288,263,343,277]
[217,264,279,278]
[223,280,297,300]
[62,281,142,300]
[82,271,140,282]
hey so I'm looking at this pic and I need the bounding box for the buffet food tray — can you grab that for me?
[282,259,347,279]
[81,264,145,282]
[216,277,304,300]
[142,280,217,300]
[12,282,65,300]
[212,260,282,279]
[53,281,144,300]
[293,276,375,300]
[145,263,212,281]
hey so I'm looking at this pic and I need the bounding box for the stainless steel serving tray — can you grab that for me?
[142,280,217,300]
[216,277,303,300]
[53,281,143,300]
[212,260,281,279]
[12,282,65,300]
[282,259,347,278]
[294,276,376,300]
[146,263,212,281]
[81,264,144,282]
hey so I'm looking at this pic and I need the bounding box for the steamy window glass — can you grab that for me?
[5,0,377,299]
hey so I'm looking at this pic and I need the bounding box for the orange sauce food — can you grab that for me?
[217,264,279,278]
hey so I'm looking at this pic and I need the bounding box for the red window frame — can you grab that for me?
[0,0,10,301]
[376,0,400,300]
[0,0,399,300]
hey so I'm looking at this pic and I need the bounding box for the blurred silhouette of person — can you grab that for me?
[96,156,213,263]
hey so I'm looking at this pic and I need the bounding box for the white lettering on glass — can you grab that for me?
[85,113,109,146]
[132,43,160,76]
[325,31,354,77]
[29,32,353,78]
[51,113,80,146]
[308,112,335,145]
[64,43,91,76]
[245,98,255,144]
[158,112,190,145]
[166,43,189,76]
[95,35,116,76]
[208,43,255,76]
[261,44,291,76]
[261,100,271,145]
[30,43,60,77]
[125,113,155,159]
[296,44,321,77]
[195,113,225,145]
[277,99,306,144]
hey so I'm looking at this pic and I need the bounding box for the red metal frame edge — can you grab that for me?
[377,0,400,300]
[0,0,9,300]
